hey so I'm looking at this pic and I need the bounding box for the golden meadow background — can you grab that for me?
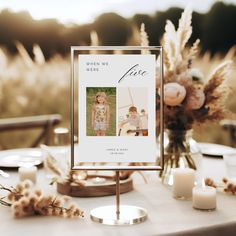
[0,2,236,149]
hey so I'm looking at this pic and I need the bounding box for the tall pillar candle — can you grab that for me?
[172,168,195,200]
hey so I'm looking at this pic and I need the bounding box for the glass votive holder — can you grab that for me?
[192,185,216,211]
[53,127,70,146]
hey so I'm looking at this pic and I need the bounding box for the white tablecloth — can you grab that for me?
[0,156,235,236]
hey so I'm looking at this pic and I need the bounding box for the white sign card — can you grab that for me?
[76,54,156,163]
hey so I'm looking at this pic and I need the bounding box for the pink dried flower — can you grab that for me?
[176,71,193,87]
[186,87,205,110]
[164,82,186,106]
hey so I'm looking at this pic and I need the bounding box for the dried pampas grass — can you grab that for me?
[140,23,150,55]
[163,20,178,71]
[162,7,194,75]
[187,38,200,67]
[156,6,233,129]
[90,30,99,54]
[204,60,232,105]
[177,7,192,53]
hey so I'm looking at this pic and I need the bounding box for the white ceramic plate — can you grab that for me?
[0,148,43,168]
[198,142,235,158]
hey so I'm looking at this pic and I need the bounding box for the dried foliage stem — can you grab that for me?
[0,181,84,218]
[0,198,12,207]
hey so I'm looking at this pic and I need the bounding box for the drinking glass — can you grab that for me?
[223,152,236,181]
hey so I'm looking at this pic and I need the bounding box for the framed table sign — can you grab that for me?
[71,46,164,171]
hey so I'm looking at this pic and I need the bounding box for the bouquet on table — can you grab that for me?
[152,7,232,184]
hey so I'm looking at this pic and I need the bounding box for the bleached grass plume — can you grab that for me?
[90,30,99,54]
[33,44,45,66]
[205,60,232,99]
[188,39,200,61]
[140,23,150,55]
[225,45,236,60]
[90,30,99,46]
[177,6,192,53]
[163,6,195,73]
[163,20,177,70]
[15,41,34,68]
[0,48,7,71]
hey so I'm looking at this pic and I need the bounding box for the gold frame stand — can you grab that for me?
[90,171,147,225]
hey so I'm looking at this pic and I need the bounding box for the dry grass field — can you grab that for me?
[0,44,235,148]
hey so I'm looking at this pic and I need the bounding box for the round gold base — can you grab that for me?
[90,205,147,225]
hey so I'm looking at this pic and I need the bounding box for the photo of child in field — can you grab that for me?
[86,87,116,136]
[92,92,110,136]
[118,87,148,136]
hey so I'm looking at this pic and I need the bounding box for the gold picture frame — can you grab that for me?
[70,46,164,171]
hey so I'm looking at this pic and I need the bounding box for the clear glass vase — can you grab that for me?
[159,129,202,185]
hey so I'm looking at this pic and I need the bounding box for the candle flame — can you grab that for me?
[72,172,86,181]
[77,175,84,180]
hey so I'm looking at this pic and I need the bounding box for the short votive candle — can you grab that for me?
[18,165,37,183]
[172,168,195,200]
[192,186,216,210]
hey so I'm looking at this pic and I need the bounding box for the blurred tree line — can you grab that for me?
[0,1,235,59]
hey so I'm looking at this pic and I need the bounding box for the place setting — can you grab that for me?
[0,148,43,168]
[198,142,236,158]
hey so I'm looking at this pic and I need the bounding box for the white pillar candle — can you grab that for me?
[192,186,216,210]
[172,168,195,200]
[18,165,37,183]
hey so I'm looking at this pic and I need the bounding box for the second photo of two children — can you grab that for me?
[86,87,149,137]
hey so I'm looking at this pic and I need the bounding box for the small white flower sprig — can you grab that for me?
[205,177,236,195]
[0,180,84,218]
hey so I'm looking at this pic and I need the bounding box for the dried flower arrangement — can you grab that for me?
[205,177,236,195]
[139,7,232,184]
[0,180,84,218]
[155,7,232,130]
